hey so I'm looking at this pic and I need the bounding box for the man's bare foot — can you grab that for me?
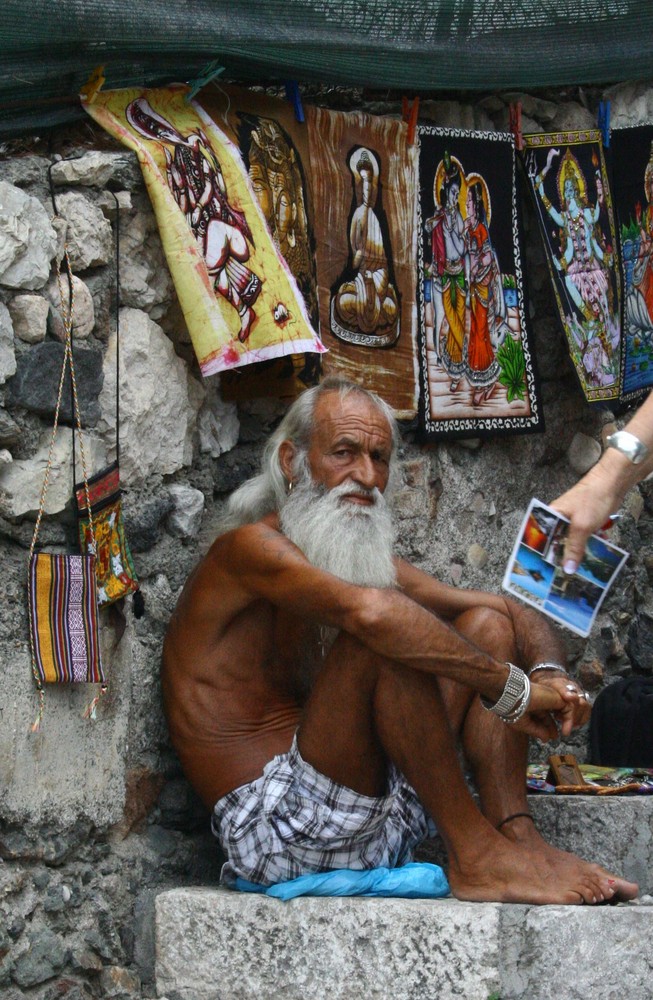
[447,826,639,904]
[238,307,255,342]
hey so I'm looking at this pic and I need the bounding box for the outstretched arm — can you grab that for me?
[204,521,572,739]
[551,393,653,571]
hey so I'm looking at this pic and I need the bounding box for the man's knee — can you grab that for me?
[453,605,517,660]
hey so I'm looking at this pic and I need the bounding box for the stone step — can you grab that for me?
[155,889,653,1000]
[416,793,653,894]
[156,796,653,1000]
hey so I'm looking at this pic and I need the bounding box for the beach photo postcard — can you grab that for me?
[502,499,629,637]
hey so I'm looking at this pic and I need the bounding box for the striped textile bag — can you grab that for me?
[28,553,103,684]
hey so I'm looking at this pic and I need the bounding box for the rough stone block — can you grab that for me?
[156,889,502,1000]
[500,904,653,1000]
[6,341,103,425]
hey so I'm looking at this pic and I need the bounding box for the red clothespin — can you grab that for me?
[598,100,611,148]
[509,102,523,151]
[402,96,420,145]
[284,81,304,123]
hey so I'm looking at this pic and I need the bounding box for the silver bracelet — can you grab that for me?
[481,662,528,719]
[501,673,532,725]
[528,661,569,678]
[606,430,649,465]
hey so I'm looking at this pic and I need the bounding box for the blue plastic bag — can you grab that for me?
[232,862,450,900]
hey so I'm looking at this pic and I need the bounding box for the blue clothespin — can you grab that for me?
[598,100,611,148]
[186,60,225,102]
[284,81,304,123]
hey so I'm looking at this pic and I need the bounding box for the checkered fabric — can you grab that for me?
[213,735,435,887]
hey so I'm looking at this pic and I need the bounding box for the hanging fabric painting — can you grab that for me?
[522,129,621,403]
[417,126,542,440]
[307,105,420,418]
[83,85,325,376]
[610,124,653,401]
[197,83,321,399]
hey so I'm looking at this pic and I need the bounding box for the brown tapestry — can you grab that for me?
[307,105,420,418]
[197,83,322,399]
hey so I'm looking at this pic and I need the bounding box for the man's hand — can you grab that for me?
[510,674,591,743]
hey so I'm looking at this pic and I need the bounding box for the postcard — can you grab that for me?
[502,498,629,637]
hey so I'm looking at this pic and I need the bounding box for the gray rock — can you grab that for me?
[45,273,95,340]
[56,191,113,270]
[607,80,653,127]
[0,154,51,188]
[97,190,133,219]
[12,927,66,987]
[0,301,16,384]
[467,542,489,569]
[0,181,58,290]
[166,484,205,539]
[197,387,239,459]
[0,408,20,448]
[0,426,107,517]
[98,964,141,997]
[567,432,601,474]
[123,492,174,552]
[5,341,103,425]
[97,309,203,486]
[50,151,137,190]
[7,293,49,343]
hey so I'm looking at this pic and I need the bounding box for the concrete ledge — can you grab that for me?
[155,888,653,1000]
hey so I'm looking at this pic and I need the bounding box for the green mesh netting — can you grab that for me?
[2,0,653,137]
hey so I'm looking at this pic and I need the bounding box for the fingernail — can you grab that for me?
[563,559,577,575]
[607,878,616,885]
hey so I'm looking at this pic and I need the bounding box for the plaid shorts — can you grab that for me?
[212,735,436,887]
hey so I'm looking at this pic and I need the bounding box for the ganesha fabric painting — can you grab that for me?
[83,85,324,376]
[197,84,322,398]
[610,125,653,401]
[307,105,420,418]
[522,130,621,403]
[417,126,541,440]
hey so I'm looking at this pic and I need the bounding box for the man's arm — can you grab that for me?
[214,520,570,737]
[395,558,568,670]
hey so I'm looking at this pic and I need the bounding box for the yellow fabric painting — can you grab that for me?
[83,85,325,375]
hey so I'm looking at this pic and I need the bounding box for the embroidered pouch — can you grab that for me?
[75,461,139,606]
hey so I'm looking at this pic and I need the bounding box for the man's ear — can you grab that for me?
[278,440,296,483]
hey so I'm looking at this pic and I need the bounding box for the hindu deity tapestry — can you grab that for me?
[83,86,325,377]
[307,105,420,418]
[610,125,653,401]
[417,126,541,440]
[197,83,322,398]
[522,130,621,403]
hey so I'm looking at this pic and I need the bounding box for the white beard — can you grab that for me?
[279,475,397,589]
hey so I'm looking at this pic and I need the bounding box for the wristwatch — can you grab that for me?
[605,430,649,465]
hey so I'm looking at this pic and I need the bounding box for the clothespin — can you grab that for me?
[79,65,106,105]
[509,102,523,151]
[598,100,611,148]
[402,96,420,145]
[284,81,304,123]
[185,60,225,102]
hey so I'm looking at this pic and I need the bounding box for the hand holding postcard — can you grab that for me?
[502,499,628,637]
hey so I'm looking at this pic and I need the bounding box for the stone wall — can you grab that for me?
[0,80,652,999]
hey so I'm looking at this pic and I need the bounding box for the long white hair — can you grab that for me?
[218,376,398,533]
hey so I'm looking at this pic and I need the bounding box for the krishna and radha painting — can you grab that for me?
[523,130,621,403]
[417,126,541,440]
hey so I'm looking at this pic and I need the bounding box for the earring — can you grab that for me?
[287,479,293,494]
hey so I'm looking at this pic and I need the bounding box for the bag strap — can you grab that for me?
[29,245,95,558]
